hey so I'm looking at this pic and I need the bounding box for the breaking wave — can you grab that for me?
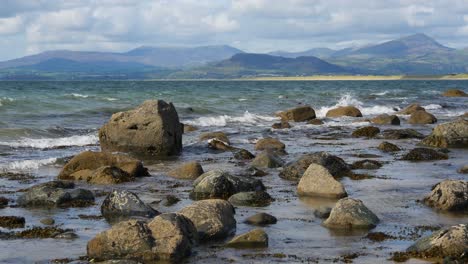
[316,94,396,118]
[184,111,278,127]
[0,158,57,171]
[0,134,98,149]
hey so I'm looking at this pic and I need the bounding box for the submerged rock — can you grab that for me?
[459,165,468,174]
[251,151,284,168]
[308,119,324,125]
[190,170,265,200]
[87,215,197,262]
[352,126,380,138]
[179,199,236,241]
[378,141,401,152]
[244,213,277,226]
[272,121,291,129]
[183,123,198,133]
[277,106,316,122]
[167,161,204,180]
[199,131,230,144]
[408,110,437,124]
[423,180,468,212]
[351,160,383,170]
[371,114,400,125]
[101,190,159,223]
[314,206,332,219]
[420,119,468,148]
[406,224,468,260]
[381,129,425,139]
[323,198,379,230]
[233,148,255,160]
[255,137,286,153]
[0,197,8,208]
[228,191,273,207]
[0,216,25,229]
[326,106,362,118]
[398,103,425,115]
[99,100,183,156]
[226,228,268,249]
[17,181,94,208]
[297,164,347,198]
[58,151,148,184]
[402,148,448,161]
[280,152,351,181]
[442,89,468,97]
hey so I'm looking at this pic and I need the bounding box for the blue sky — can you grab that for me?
[1,0,468,60]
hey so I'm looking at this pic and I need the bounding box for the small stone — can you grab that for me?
[352,126,380,138]
[277,106,316,122]
[183,124,198,133]
[378,141,401,152]
[208,139,234,151]
[370,114,400,125]
[458,165,468,174]
[382,129,424,139]
[255,137,286,153]
[308,119,324,125]
[351,160,383,170]
[40,218,55,225]
[423,180,467,212]
[233,149,255,160]
[272,121,291,129]
[101,190,159,223]
[199,131,230,144]
[0,197,8,208]
[54,231,78,239]
[314,206,332,219]
[226,228,268,249]
[163,195,181,207]
[167,161,204,180]
[228,191,273,207]
[402,148,448,161]
[246,166,268,177]
[397,103,425,115]
[244,213,277,226]
[251,151,284,168]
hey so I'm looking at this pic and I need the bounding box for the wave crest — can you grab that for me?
[184,111,278,127]
[0,134,98,149]
[316,94,396,118]
[0,158,57,171]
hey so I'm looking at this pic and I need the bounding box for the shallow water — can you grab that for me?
[0,80,467,263]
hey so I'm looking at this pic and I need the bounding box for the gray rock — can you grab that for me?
[99,100,183,156]
[179,199,236,241]
[226,228,268,249]
[421,119,468,148]
[228,191,273,207]
[101,190,159,223]
[190,170,265,200]
[17,181,94,208]
[323,198,380,229]
[251,151,284,168]
[280,152,351,181]
[423,180,468,212]
[297,164,347,198]
[244,213,277,226]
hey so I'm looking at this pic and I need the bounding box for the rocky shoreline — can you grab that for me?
[0,88,467,263]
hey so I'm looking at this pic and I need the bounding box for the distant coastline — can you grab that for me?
[244,74,468,81]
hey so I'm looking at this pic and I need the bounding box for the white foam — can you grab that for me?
[185,111,278,127]
[104,97,118,101]
[0,158,57,171]
[238,98,248,101]
[0,134,98,149]
[68,93,89,98]
[372,91,389,96]
[0,97,14,106]
[423,104,443,110]
[316,94,396,118]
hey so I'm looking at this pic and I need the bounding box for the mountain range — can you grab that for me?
[1,33,467,79]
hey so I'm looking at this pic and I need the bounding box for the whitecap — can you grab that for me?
[316,94,396,118]
[67,93,89,98]
[423,104,443,110]
[184,111,278,127]
[0,97,14,106]
[0,134,98,149]
[104,97,118,101]
[238,98,248,101]
[0,158,57,171]
[371,91,389,96]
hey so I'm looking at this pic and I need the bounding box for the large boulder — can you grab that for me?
[277,106,316,122]
[408,110,437,124]
[423,180,467,212]
[351,126,380,138]
[397,103,425,115]
[420,119,468,148]
[279,152,351,181]
[442,89,468,97]
[254,137,286,153]
[402,148,448,161]
[381,129,425,139]
[323,198,379,229]
[101,190,159,223]
[190,170,265,200]
[226,228,268,249]
[87,215,197,262]
[370,114,400,125]
[179,199,236,241]
[99,100,183,156]
[251,151,284,168]
[167,161,204,180]
[58,151,149,183]
[228,191,273,207]
[297,164,347,198]
[17,181,94,208]
[326,106,362,118]
[406,224,468,260]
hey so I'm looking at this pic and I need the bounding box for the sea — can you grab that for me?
[0,80,466,263]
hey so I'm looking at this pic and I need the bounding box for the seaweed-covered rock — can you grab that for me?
[99,100,183,156]
[17,181,94,208]
[297,164,347,198]
[423,180,468,212]
[279,152,351,181]
[382,129,425,139]
[167,161,204,180]
[352,126,380,138]
[255,137,286,153]
[244,213,277,226]
[233,149,255,160]
[0,216,25,229]
[251,151,284,168]
[378,141,401,152]
[326,106,362,118]
[351,160,383,170]
[228,191,273,207]
[101,190,159,223]
[277,106,316,122]
[323,198,379,230]
[190,170,265,200]
[371,114,400,125]
[272,121,291,129]
[179,199,236,241]
[397,103,425,115]
[402,148,448,161]
[226,228,268,249]
[420,119,468,148]
[442,89,468,97]
[408,110,437,124]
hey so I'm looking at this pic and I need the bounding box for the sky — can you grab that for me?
[1,0,468,61]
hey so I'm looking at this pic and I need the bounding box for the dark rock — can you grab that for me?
[233,149,255,160]
[459,165,468,174]
[163,195,181,207]
[402,148,448,161]
[352,126,380,138]
[378,141,401,152]
[442,89,468,97]
[314,206,332,219]
[308,119,324,125]
[272,121,291,129]
[228,191,273,207]
[0,216,25,229]
[208,139,235,151]
[351,160,383,170]
[0,197,8,208]
[40,218,55,225]
[101,190,159,223]
[246,166,268,177]
[382,129,425,139]
[277,106,316,122]
[244,213,277,226]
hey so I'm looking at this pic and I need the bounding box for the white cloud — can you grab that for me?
[0,16,24,35]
